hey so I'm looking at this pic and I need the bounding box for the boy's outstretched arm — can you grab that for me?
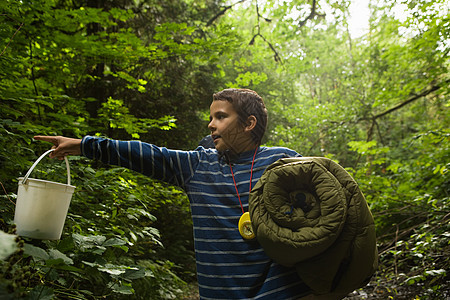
[34,136,82,159]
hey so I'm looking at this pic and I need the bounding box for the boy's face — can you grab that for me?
[208,100,255,153]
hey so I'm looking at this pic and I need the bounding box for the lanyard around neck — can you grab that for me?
[228,147,258,214]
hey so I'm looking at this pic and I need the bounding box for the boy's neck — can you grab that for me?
[219,144,259,164]
[229,142,258,155]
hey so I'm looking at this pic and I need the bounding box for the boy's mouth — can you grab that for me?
[212,135,221,142]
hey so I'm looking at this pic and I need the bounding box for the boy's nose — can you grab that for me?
[208,120,215,131]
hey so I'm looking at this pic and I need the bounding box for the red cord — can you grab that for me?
[249,147,258,191]
[229,147,258,214]
[229,165,244,214]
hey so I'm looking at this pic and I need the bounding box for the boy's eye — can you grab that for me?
[210,113,227,121]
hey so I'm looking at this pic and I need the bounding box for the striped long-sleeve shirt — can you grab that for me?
[81,136,311,299]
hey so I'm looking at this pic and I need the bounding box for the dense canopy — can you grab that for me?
[1,0,448,298]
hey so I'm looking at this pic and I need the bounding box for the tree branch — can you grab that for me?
[206,0,246,26]
[258,34,282,63]
[319,79,447,157]
[298,0,326,28]
[373,79,449,120]
[0,15,24,57]
[247,2,281,63]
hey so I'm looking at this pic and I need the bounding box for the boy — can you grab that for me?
[34,88,311,299]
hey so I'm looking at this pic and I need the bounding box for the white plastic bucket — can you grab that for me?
[14,149,75,240]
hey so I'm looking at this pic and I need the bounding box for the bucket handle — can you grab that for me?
[21,149,71,186]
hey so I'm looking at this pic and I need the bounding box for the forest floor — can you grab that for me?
[343,276,449,300]
[181,277,450,299]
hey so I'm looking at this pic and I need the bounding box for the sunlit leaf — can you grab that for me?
[0,230,17,260]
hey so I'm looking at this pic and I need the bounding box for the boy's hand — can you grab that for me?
[33,136,82,159]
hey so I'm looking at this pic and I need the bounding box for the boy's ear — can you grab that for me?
[245,115,257,132]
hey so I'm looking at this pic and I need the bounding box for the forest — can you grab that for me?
[0,0,448,298]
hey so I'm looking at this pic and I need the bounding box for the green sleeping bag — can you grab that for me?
[249,157,378,299]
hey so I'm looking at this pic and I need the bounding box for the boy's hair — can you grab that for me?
[213,88,268,144]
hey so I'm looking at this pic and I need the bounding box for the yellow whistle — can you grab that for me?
[238,212,255,240]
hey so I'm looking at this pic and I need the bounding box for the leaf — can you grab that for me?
[28,286,54,300]
[0,230,17,260]
[48,248,73,265]
[103,237,127,247]
[83,261,142,278]
[72,234,107,254]
[73,233,107,248]
[114,245,129,252]
[123,267,147,280]
[98,264,127,275]
[47,262,83,272]
[347,140,378,154]
[45,258,67,266]
[126,207,156,221]
[405,274,425,285]
[56,236,75,252]
[386,162,403,173]
[24,244,50,261]
[111,282,134,294]
[425,269,446,277]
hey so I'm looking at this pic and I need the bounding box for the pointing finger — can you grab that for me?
[34,136,58,145]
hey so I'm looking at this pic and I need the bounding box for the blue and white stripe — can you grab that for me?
[81,136,311,299]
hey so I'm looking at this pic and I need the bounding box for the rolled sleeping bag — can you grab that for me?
[249,157,378,297]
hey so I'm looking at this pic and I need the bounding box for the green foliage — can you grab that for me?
[1,0,449,298]
[98,97,176,139]
[1,160,191,299]
[1,0,205,296]
[345,130,449,298]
